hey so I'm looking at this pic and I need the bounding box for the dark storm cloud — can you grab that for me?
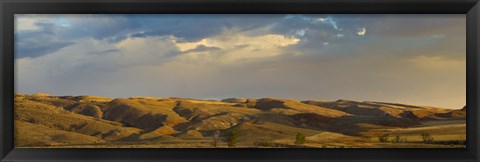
[15,22,74,58]
[16,40,73,59]
[126,14,286,42]
[58,15,142,41]
[14,14,286,59]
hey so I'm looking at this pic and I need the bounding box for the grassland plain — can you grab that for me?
[14,93,466,148]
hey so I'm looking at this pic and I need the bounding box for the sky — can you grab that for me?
[14,14,466,109]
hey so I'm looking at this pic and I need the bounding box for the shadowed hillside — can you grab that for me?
[14,94,466,148]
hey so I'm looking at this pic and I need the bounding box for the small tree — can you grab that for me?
[421,132,434,144]
[394,134,401,143]
[227,128,238,148]
[378,133,390,143]
[295,132,306,145]
[212,130,221,147]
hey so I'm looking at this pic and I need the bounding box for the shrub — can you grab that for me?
[295,132,306,145]
[26,118,37,123]
[212,130,221,147]
[227,128,239,147]
[393,134,401,143]
[378,133,390,143]
[253,139,275,147]
[421,132,434,144]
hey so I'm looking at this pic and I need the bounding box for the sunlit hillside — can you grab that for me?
[14,93,466,148]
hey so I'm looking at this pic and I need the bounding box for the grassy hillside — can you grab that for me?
[14,94,466,148]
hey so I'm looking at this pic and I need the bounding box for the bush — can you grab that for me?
[212,130,221,147]
[295,132,306,145]
[26,118,37,123]
[253,139,276,147]
[393,134,401,143]
[227,128,239,147]
[378,133,389,143]
[421,132,434,144]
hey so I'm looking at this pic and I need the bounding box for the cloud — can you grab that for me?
[182,45,222,53]
[113,36,182,65]
[174,30,300,64]
[324,17,339,30]
[15,23,74,58]
[126,14,285,42]
[15,14,289,57]
[295,29,308,37]
[357,27,366,36]
[15,15,50,31]
[14,14,466,109]
[16,40,73,58]
[283,15,339,30]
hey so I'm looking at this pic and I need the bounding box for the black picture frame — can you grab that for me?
[1,0,479,161]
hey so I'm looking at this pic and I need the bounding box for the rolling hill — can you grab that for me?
[14,94,466,148]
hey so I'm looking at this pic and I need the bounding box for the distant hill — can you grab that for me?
[301,99,463,120]
[14,94,466,148]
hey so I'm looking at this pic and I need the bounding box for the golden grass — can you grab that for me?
[14,94,467,148]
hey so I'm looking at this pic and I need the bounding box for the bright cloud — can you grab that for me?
[174,31,300,63]
[357,27,366,36]
[176,34,299,51]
